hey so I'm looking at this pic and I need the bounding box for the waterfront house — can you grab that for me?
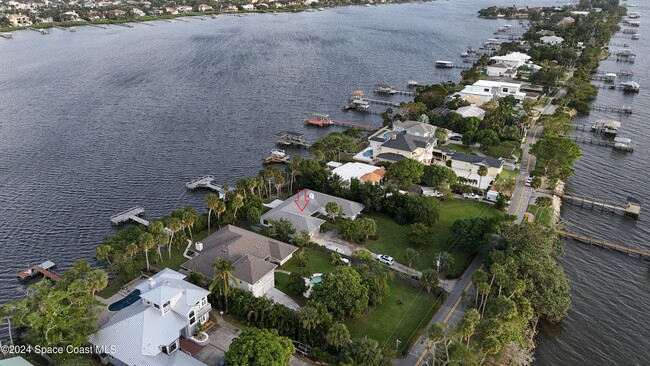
[540,35,564,45]
[242,4,254,10]
[455,104,486,120]
[88,268,210,366]
[198,4,213,11]
[6,13,32,26]
[393,120,440,139]
[490,52,531,68]
[375,131,436,164]
[181,225,297,297]
[131,8,145,16]
[177,5,193,12]
[107,9,127,18]
[558,16,575,26]
[486,62,516,77]
[164,6,178,14]
[260,190,364,235]
[458,80,527,103]
[332,162,386,185]
[445,151,504,190]
[62,10,80,21]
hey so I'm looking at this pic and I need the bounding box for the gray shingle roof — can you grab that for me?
[450,152,504,168]
[381,131,432,152]
[394,120,437,135]
[182,225,296,285]
[260,190,364,234]
[376,152,407,162]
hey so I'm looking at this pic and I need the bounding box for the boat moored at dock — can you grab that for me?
[435,60,454,68]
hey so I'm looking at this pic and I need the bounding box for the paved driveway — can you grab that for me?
[266,287,302,311]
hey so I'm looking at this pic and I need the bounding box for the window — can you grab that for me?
[189,310,196,325]
[153,303,160,309]
[502,88,509,92]
[199,297,208,308]
[162,340,178,355]
[483,88,490,92]
[200,314,208,324]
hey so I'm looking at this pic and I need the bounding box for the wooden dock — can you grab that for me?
[17,261,60,282]
[557,194,640,218]
[0,32,13,39]
[110,206,146,226]
[304,114,380,131]
[113,22,134,28]
[186,175,225,198]
[89,24,110,29]
[567,135,634,151]
[360,98,401,107]
[560,231,650,260]
[28,27,49,35]
[373,85,414,96]
[591,105,632,115]
[263,155,290,164]
[276,131,311,148]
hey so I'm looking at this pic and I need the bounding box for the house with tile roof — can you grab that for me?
[88,268,210,366]
[455,104,486,120]
[260,190,364,236]
[182,225,297,297]
[332,162,386,185]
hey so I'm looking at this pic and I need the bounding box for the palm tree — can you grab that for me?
[95,244,113,265]
[285,156,302,194]
[148,220,166,263]
[436,252,455,275]
[209,258,237,312]
[273,172,285,198]
[299,305,320,336]
[215,199,226,224]
[325,201,342,221]
[313,149,325,162]
[138,232,155,272]
[87,269,108,296]
[167,217,182,259]
[236,178,248,198]
[325,322,350,352]
[477,165,488,193]
[535,196,552,223]
[254,176,264,198]
[126,242,138,261]
[231,194,244,218]
[247,177,258,198]
[420,268,438,293]
[205,193,220,234]
[359,217,377,240]
[181,210,196,243]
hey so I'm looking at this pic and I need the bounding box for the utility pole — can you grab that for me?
[395,338,401,352]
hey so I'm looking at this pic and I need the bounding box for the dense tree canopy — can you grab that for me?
[310,267,369,319]
[225,328,295,366]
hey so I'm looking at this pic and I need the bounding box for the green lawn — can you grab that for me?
[346,279,443,353]
[366,200,500,276]
[441,143,474,154]
[280,247,336,275]
[483,140,521,160]
[274,272,308,307]
[96,282,123,299]
[527,204,552,226]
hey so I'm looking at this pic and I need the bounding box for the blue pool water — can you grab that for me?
[309,276,323,285]
[108,289,141,312]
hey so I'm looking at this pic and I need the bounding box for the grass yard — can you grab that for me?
[274,272,308,307]
[527,204,552,226]
[366,200,501,276]
[280,247,336,274]
[483,140,521,160]
[346,279,444,353]
[441,143,474,154]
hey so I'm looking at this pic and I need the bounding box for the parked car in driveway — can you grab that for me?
[376,254,394,265]
[463,192,481,200]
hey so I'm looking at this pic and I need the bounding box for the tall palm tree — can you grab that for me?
[167,217,182,259]
[95,244,113,265]
[215,199,226,225]
[273,172,285,198]
[138,232,155,272]
[206,193,219,235]
[181,210,196,243]
[285,156,302,194]
[477,165,488,193]
[313,149,325,162]
[299,305,320,337]
[247,177,258,198]
[236,178,248,199]
[87,269,108,296]
[209,258,237,312]
[231,194,244,218]
[126,242,138,261]
[148,220,166,263]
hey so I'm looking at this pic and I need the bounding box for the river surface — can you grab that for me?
[1,0,648,364]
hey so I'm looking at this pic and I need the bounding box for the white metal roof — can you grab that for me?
[332,162,382,182]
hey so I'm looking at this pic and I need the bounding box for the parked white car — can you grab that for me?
[525,177,533,187]
[463,193,481,200]
[376,254,394,266]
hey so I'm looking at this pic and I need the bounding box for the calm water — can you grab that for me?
[1,0,648,364]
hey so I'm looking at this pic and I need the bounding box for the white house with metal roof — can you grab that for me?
[260,190,364,236]
[88,269,210,366]
[444,151,504,190]
[489,52,531,68]
[540,35,564,45]
[332,162,386,185]
[458,80,527,102]
[455,104,486,120]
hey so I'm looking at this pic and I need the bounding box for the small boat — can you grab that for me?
[69,27,77,32]
[460,52,469,58]
[631,34,640,40]
[271,149,287,158]
[620,81,640,92]
[211,14,218,19]
[435,60,453,68]
[0,32,13,39]
[407,80,420,87]
[318,7,325,11]
[264,149,291,164]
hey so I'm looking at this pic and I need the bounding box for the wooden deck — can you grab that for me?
[17,265,60,282]
[560,231,650,260]
[186,175,225,198]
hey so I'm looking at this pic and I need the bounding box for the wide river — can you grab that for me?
[1,0,647,364]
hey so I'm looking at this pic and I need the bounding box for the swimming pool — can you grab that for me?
[108,289,141,312]
[309,275,323,285]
